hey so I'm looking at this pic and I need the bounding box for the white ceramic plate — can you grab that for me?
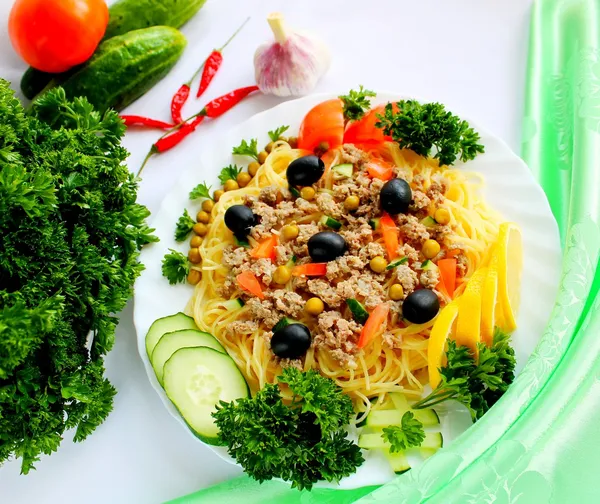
[133,92,562,489]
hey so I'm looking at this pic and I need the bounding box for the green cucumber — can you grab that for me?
[151,329,226,385]
[332,163,353,179]
[163,347,249,445]
[420,216,437,228]
[145,312,197,358]
[58,26,187,113]
[386,451,411,474]
[320,215,343,230]
[346,299,369,324]
[358,431,443,451]
[386,257,408,270]
[369,218,380,230]
[421,260,438,271]
[221,299,245,311]
[21,0,205,100]
[234,236,250,248]
[290,187,301,198]
[285,255,298,268]
[105,0,207,40]
[365,408,440,428]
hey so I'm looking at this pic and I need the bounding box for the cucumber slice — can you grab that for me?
[290,187,301,198]
[332,163,353,179]
[234,236,250,248]
[320,215,342,230]
[145,313,197,358]
[420,260,438,272]
[358,431,442,450]
[421,216,437,228]
[386,450,411,474]
[346,298,369,324]
[365,408,440,428]
[151,329,226,385]
[163,347,249,445]
[386,257,408,270]
[221,298,244,311]
[369,218,380,230]
[420,448,437,460]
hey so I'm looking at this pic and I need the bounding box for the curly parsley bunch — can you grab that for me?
[0,81,157,473]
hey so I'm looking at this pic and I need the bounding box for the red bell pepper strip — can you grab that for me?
[379,212,399,260]
[437,258,457,298]
[237,271,265,299]
[357,303,390,348]
[292,263,328,277]
[250,234,278,260]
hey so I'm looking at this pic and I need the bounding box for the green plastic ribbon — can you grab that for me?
[165,0,600,501]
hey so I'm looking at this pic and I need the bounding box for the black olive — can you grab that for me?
[286,155,325,187]
[271,323,311,359]
[307,231,347,262]
[380,178,412,215]
[224,204,256,237]
[402,289,440,324]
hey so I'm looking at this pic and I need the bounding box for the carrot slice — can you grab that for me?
[366,161,394,181]
[357,303,390,349]
[292,263,328,277]
[379,212,399,260]
[250,234,278,261]
[438,258,457,298]
[236,271,265,299]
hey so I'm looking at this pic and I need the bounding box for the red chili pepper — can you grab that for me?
[120,115,174,129]
[170,84,190,124]
[155,116,205,153]
[197,50,223,98]
[201,86,260,118]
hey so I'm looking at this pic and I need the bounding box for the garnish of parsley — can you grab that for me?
[381,411,425,453]
[218,164,243,184]
[232,138,259,160]
[375,100,485,166]
[174,209,195,242]
[268,125,290,142]
[161,249,190,285]
[339,86,376,121]
[189,182,212,200]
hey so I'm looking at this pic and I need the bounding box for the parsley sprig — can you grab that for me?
[189,182,212,200]
[339,86,376,121]
[213,368,364,490]
[375,100,485,166]
[174,209,195,242]
[218,164,243,184]
[381,411,425,453]
[413,328,516,420]
[268,125,290,142]
[161,249,190,285]
[232,138,259,160]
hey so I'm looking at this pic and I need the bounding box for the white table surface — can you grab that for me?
[0,0,533,502]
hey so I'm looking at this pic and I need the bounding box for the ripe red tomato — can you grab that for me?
[343,104,399,144]
[9,0,109,73]
[298,99,345,153]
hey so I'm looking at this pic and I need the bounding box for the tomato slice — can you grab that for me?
[379,213,399,260]
[357,303,390,348]
[236,271,265,299]
[437,258,457,298]
[343,104,398,145]
[250,234,278,261]
[292,263,328,277]
[366,161,393,181]
[298,99,344,153]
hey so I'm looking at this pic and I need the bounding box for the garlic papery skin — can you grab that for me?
[254,12,330,97]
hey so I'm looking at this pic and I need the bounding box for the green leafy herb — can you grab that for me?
[232,138,259,160]
[339,86,376,121]
[161,249,190,285]
[375,100,485,166]
[218,164,243,184]
[175,209,195,242]
[189,182,212,200]
[0,81,156,474]
[213,368,364,490]
[381,411,425,453]
[268,125,290,142]
[412,328,516,420]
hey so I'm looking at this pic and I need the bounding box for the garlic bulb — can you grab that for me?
[254,12,330,97]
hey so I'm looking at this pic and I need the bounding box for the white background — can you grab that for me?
[0,0,533,502]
